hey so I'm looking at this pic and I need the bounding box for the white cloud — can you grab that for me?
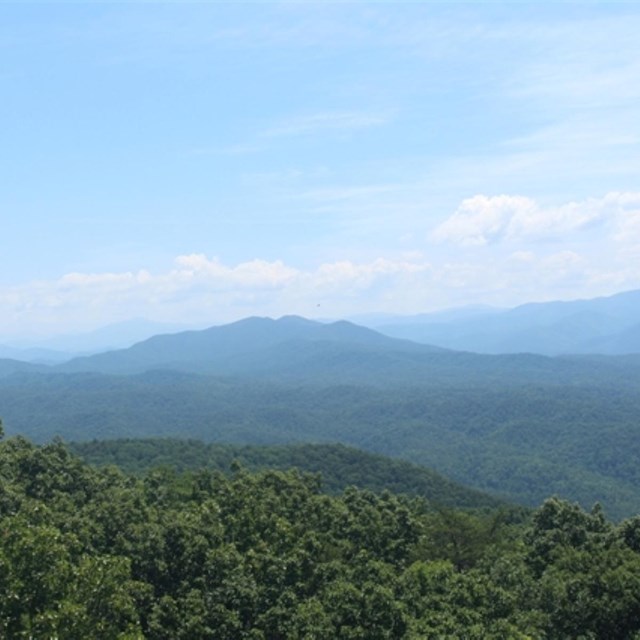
[0,255,434,337]
[3,216,640,339]
[431,195,536,246]
[432,192,640,246]
[314,258,428,291]
[171,255,298,289]
[612,195,640,244]
[58,271,150,289]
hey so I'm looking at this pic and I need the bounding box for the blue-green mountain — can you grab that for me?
[2,313,640,519]
[372,288,640,355]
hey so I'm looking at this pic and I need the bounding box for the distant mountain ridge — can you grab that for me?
[56,315,447,378]
[3,289,640,364]
[4,310,640,518]
[5,318,195,356]
[371,288,640,355]
[0,345,76,365]
[46,314,640,388]
[0,358,46,377]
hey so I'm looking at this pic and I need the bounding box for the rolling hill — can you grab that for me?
[0,358,47,378]
[69,439,507,510]
[2,366,640,519]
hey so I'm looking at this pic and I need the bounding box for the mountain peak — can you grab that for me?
[56,314,447,376]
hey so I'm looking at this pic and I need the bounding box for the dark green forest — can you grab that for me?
[3,427,640,638]
[3,370,640,519]
[69,439,505,510]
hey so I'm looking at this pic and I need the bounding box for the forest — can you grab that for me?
[3,369,640,520]
[3,425,640,638]
[3,318,640,636]
[3,317,640,523]
[68,439,506,510]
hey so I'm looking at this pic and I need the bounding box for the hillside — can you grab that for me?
[3,367,640,519]
[0,358,47,378]
[4,434,640,638]
[69,439,506,510]
[0,346,73,364]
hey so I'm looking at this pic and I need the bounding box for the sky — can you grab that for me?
[2,1,640,340]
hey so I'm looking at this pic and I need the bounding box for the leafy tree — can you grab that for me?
[4,435,640,638]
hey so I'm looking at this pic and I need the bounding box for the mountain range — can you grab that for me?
[1,288,640,519]
[367,288,640,355]
[2,288,640,364]
[0,314,622,396]
[38,313,640,391]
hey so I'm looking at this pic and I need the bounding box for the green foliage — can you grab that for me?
[69,439,505,510]
[525,498,640,639]
[4,369,640,519]
[3,435,640,637]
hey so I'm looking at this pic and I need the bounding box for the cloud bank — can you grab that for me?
[2,192,640,340]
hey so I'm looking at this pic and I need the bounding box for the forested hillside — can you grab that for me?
[69,439,506,510]
[3,431,640,638]
[3,315,640,520]
[3,369,640,519]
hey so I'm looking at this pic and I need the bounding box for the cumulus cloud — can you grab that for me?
[431,195,537,246]
[3,222,640,339]
[0,255,436,337]
[314,258,428,289]
[172,255,299,289]
[432,192,640,246]
[612,195,640,247]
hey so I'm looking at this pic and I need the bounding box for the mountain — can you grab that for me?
[4,312,640,518]
[0,358,47,378]
[57,316,446,379]
[3,364,640,519]
[373,289,640,355]
[53,315,640,388]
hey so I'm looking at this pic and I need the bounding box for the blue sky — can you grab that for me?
[2,2,640,339]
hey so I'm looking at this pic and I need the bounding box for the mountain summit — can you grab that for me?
[58,316,444,377]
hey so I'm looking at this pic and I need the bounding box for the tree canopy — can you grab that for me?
[3,434,640,638]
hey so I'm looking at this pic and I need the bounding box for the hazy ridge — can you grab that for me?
[370,289,640,355]
[1,293,640,519]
